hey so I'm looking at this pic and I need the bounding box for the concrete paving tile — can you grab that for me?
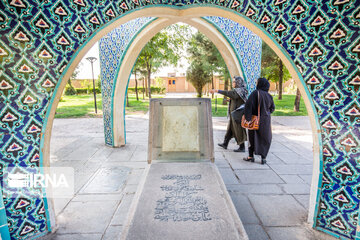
[102,161,147,169]
[235,170,284,184]
[226,184,283,194]
[89,147,114,161]
[218,167,239,184]
[102,225,122,240]
[266,226,314,240]
[269,164,313,175]
[54,137,90,159]
[273,152,312,165]
[244,224,270,240]
[214,158,229,167]
[110,194,135,226]
[51,115,317,240]
[129,150,147,162]
[214,151,226,160]
[122,184,139,195]
[106,145,136,162]
[268,142,293,153]
[126,169,145,185]
[53,198,71,216]
[48,233,102,240]
[72,194,124,202]
[248,195,307,227]
[264,153,284,165]
[279,184,310,195]
[229,193,260,224]
[57,200,119,234]
[299,174,313,185]
[226,154,271,170]
[293,195,310,210]
[64,144,100,160]
[80,167,130,194]
[279,175,305,184]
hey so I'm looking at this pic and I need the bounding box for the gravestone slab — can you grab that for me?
[122,162,247,240]
[121,99,247,240]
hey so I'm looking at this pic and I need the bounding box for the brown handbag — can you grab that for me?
[241,91,260,130]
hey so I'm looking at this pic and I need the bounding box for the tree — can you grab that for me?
[294,87,301,112]
[187,31,227,98]
[186,31,229,98]
[261,42,291,99]
[186,61,212,97]
[65,64,82,95]
[135,24,191,98]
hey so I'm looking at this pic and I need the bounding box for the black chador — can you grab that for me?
[244,78,275,164]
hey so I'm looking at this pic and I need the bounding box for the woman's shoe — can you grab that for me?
[234,146,245,152]
[218,143,228,150]
[243,157,254,162]
[261,158,267,165]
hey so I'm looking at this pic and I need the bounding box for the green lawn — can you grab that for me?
[55,94,163,118]
[211,94,308,117]
[55,93,307,118]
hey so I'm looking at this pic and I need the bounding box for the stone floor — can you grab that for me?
[46,114,335,240]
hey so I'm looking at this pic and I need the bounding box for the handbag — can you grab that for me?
[241,91,260,130]
[231,104,245,124]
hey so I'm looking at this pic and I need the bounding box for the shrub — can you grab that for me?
[127,87,165,94]
[74,88,101,94]
[65,85,76,95]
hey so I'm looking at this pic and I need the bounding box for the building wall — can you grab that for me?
[127,75,225,93]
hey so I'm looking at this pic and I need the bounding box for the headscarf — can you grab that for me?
[256,77,270,92]
[233,76,248,102]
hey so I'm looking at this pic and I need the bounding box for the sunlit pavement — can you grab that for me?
[45,114,335,240]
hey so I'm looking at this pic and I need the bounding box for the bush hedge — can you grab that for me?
[64,86,165,95]
[64,87,101,95]
[127,87,165,94]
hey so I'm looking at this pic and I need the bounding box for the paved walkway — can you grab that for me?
[46,115,335,240]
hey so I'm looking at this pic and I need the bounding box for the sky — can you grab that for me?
[76,23,196,80]
[76,38,190,80]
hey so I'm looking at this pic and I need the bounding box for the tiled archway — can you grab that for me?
[99,16,261,146]
[0,2,359,239]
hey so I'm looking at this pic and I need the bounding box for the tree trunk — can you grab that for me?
[294,87,301,112]
[222,76,229,105]
[148,69,151,98]
[211,71,214,99]
[126,93,130,107]
[147,62,152,99]
[134,69,139,101]
[278,59,283,100]
[142,78,145,100]
[144,76,148,97]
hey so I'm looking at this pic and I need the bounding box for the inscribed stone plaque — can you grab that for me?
[123,163,247,240]
[162,106,199,152]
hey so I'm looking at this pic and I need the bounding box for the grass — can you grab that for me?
[211,94,308,117]
[55,93,164,118]
[55,93,307,118]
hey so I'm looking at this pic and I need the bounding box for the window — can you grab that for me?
[168,80,171,85]
[172,80,175,85]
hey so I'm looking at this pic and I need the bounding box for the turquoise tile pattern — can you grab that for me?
[0,0,359,239]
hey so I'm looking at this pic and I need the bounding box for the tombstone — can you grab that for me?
[121,98,248,240]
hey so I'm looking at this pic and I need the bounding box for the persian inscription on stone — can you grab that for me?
[154,174,211,222]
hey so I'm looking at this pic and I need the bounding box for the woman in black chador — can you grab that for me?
[210,76,248,152]
[243,77,275,164]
